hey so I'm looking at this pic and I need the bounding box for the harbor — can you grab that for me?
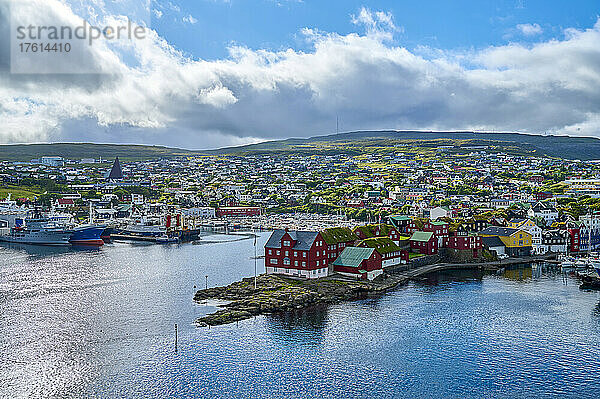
[2,236,600,398]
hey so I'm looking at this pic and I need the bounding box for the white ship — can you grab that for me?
[0,219,73,246]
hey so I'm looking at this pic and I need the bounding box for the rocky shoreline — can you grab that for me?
[193,274,379,327]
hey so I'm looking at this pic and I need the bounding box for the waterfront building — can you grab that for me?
[388,215,412,234]
[332,247,383,280]
[422,220,449,246]
[357,237,408,267]
[481,236,506,256]
[508,219,542,254]
[55,198,75,210]
[539,230,568,254]
[409,231,438,255]
[264,229,328,279]
[182,207,216,219]
[566,221,581,253]
[321,227,357,265]
[444,235,482,257]
[578,214,600,252]
[478,227,532,257]
[352,223,403,244]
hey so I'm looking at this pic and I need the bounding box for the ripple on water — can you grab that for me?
[1,245,600,399]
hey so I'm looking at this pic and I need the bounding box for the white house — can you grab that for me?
[429,206,451,220]
[527,202,559,226]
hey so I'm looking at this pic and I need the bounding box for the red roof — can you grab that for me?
[58,199,74,205]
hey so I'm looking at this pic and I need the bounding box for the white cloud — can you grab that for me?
[153,9,163,19]
[1,4,600,149]
[182,14,197,24]
[351,7,400,41]
[517,23,543,36]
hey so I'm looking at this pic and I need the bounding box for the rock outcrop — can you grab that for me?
[194,274,375,326]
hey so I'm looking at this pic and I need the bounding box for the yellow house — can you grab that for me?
[507,219,536,229]
[479,226,532,257]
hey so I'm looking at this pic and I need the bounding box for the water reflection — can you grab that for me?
[0,242,101,258]
[419,269,485,287]
[503,265,533,281]
[264,304,329,345]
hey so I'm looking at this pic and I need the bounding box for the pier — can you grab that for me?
[341,254,559,292]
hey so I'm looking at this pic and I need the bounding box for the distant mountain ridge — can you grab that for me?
[1,131,600,161]
[207,130,600,160]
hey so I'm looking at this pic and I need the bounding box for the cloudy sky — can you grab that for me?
[0,0,599,149]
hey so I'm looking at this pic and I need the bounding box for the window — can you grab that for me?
[285,251,289,256]
[317,260,320,266]
[283,258,290,265]
[268,249,272,255]
[316,251,319,256]
[270,259,278,265]
[276,250,280,255]
[303,252,306,257]
[283,240,290,246]
[294,251,297,257]
[295,260,298,266]
[302,262,306,266]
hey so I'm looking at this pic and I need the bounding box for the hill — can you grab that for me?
[2,131,600,161]
[0,143,199,162]
[208,130,600,160]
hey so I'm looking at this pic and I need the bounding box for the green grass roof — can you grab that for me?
[358,237,402,255]
[353,223,396,238]
[321,227,356,245]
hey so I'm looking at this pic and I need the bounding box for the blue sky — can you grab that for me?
[2,0,600,148]
[154,0,600,60]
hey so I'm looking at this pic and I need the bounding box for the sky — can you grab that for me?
[0,0,599,149]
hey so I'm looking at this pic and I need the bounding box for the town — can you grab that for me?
[2,142,600,281]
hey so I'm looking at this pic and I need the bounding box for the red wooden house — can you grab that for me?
[422,220,449,246]
[265,229,328,279]
[567,222,580,253]
[353,224,404,245]
[332,247,383,280]
[409,231,438,255]
[444,235,482,257]
[321,227,357,266]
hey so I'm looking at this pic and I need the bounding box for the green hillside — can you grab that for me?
[0,143,199,162]
[2,131,600,161]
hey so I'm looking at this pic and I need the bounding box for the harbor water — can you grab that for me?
[2,233,600,398]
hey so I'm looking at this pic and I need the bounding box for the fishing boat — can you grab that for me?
[0,218,72,246]
[69,224,106,246]
[44,209,106,246]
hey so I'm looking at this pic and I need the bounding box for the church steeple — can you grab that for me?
[108,157,123,180]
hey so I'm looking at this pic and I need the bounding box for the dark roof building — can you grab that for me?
[107,157,124,180]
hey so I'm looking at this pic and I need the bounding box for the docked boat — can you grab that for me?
[122,217,167,237]
[44,210,105,246]
[0,219,72,246]
[70,224,106,246]
[559,255,577,269]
